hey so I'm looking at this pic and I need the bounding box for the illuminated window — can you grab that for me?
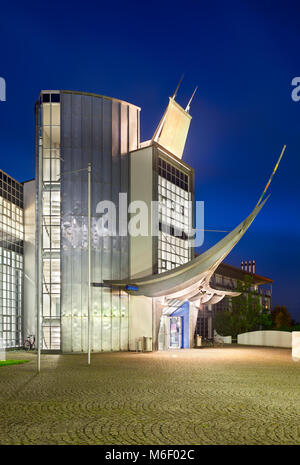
[38,95,61,350]
[0,171,23,348]
[157,156,192,273]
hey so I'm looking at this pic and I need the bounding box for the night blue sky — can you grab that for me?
[0,1,299,318]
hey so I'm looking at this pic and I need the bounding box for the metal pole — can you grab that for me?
[37,146,43,373]
[87,163,91,365]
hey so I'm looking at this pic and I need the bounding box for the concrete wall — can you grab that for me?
[292,332,300,361]
[238,330,292,348]
[129,295,152,351]
[152,298,163,351]
[189,302,198,348]
[23,180,36,337]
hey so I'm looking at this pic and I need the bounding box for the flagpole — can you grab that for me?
[55,164,92,366]
[37,148,42,373]
[87,163,91,366]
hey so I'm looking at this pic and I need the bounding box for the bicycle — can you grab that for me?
[24,335,35,351]
[202,337,214,347]
[213,337,224,348]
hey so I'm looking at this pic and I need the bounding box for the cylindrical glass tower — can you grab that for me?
[36,90,140,352]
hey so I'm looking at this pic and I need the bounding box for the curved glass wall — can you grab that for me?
[36,91,140,352]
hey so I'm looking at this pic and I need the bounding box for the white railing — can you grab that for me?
[237,330,292,348]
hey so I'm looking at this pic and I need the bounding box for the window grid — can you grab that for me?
[158,157,189,191]
[0,171,24,348]
[39,96,61,350]
[157,159,192,273]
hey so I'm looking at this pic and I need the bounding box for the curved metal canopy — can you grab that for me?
[105,196,269,304]
[107,145,286,305]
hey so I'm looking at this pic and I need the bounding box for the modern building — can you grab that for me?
[32,90,141,352]
[28,89,196,352]
[1,86,274,353]
[0,170,24,348]
[195,261,273,340]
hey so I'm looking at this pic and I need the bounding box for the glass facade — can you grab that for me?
[157,157,193,272]
[36,91,140,352]
[36,92,61,350]
[0,171,23,348]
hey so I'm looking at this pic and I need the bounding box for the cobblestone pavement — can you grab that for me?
[0,346,300,445]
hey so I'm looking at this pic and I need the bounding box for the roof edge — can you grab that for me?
[216,261,273,284]
[60,90,141,110]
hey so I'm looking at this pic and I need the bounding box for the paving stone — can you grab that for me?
[0,347,299,445]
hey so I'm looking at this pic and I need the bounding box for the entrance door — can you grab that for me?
[169,317,182,349]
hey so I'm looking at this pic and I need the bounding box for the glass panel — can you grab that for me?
[43,127,51,148]
[43,158,51,181]
[51,159,60,183]
[42,104,51,125]
[43,293,50,317]
[51,127,60,148]
[51,104,60,126]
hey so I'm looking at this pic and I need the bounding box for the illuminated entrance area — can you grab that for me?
[169,316,182,348]
[158,301,190,350]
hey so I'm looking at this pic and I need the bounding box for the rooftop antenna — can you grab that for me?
[185,86,198,113]
[172,74,184,100]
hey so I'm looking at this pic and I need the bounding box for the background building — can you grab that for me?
[195,261,273,339]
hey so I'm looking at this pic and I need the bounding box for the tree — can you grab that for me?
[271,305,292,329]
[213,275,272,338]
[213,310,232,337]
